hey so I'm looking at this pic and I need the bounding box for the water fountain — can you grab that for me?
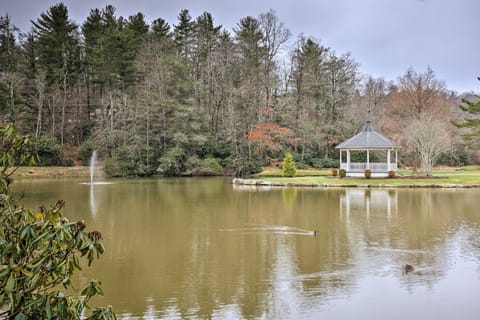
[81,151,112,186]
[90,150,98,185]
[82,151,112,216]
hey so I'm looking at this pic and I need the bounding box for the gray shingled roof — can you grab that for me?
[335,121,398,149]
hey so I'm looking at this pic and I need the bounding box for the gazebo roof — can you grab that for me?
[335,121,398,150]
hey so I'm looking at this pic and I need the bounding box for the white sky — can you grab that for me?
[2,0,479,93]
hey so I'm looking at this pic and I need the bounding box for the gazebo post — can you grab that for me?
[366,150,370,170]
[387,150,391,171]
[347,150,351,172]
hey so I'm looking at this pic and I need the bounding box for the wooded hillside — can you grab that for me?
[0,4,478,176]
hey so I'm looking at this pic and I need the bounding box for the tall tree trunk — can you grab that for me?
[61,80,67,145]
[35,72,46,139]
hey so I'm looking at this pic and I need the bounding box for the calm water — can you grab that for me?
[14,177,480,319]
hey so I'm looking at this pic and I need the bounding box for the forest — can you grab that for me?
[0,3,478,176]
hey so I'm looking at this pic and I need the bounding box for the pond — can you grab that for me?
[14,177,480,319]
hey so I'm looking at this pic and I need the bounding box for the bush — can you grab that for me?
[364,169,372,179]
[35,136,63,166]
[331,168,338,176]
[388,170,396,178]
[282,152,297,177]
[295,162,308,169]
[62,157,75,166]
[339,169,347,178]
[312,157,340,168]
[79,139,95,165]
[230,157,263,177]
[157,147,187,176]
[437,146,471,167]
[198,157,224,175]
[105,146,137,177]
[0,125,115,319]
[187,156,224,176]
[293,153,312,169]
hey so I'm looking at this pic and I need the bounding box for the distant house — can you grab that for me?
[335,121,399,177]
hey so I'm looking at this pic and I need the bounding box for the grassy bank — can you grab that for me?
[248,167,480,187]
[12,166,101,178]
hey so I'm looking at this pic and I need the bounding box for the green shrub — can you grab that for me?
[437,146,471,167]
[293,154,311,169]
[364,169,372,179]
[295,162,308,169]
[198,157,223,175]
[388,170,396,178]
[229,157,263,177]
[105,146,137,177]
[0,125,115,319]
[282,152,297,177]
[79,139,95,165]
[157,147,187,176]
[312,158,340,168]
[62,157,74,166]
[186,156,224,176]
[339,169,347,178]
[35,136,63,166]
[331,168,338,176]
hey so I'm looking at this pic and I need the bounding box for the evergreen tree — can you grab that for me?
[289,36,329,158]
[234,16,264,74]
[233,16,265,161]
[0,15,24,125]
[32,3,80,144]
[453,77,480,148]
[282,152,296,177]
[0,15,20,74]
[31,3,78,86]
[151,18,171,40]
[173,9,195,60]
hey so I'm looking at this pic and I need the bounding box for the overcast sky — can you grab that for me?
[2,0,479,93]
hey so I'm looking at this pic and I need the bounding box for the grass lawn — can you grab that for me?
[249,167,480,187]
[12,166,93,178]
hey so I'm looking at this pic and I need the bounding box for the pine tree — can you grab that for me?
[173,9,195,60]
[32,3,79,144]
[151,18,171,40]
[32,3,78,86]
[453,78,480,148]
[0,15,24,125]
[233,16,265,160]
[282,152,296,177]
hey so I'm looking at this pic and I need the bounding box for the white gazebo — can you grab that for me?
[335,121,399,177]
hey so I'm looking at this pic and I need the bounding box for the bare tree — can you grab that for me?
[405,113,451,176]
[396,66,445,117]
[259,9,290,110]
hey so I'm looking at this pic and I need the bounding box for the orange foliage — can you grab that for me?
[247,123,298,154]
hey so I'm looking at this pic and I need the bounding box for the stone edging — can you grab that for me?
[232,178,480,189]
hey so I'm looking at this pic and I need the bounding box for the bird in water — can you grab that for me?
[404,264,414,273]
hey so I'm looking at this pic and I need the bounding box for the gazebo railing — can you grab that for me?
[340,162,397,172]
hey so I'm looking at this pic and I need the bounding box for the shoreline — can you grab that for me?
[232,178,480,189]
[12,166,103,178]
[11,167,480,188]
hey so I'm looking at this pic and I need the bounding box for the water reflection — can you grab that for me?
[89,185,97,216]
[14,179,480,319]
